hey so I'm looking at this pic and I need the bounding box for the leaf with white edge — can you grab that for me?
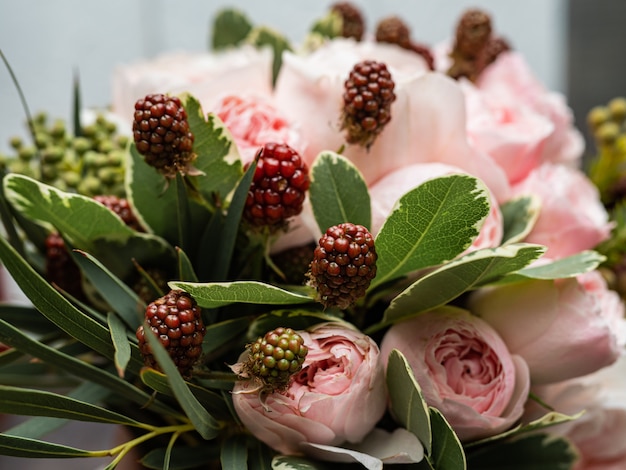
[466,433,577,470]
[348,428,424,464]
[169,281,315,309]
[0,434,94,458]
[515,250,605,280]
[272,455,333,469]
[500,195,541,244]
[0,385,145,427]
[221,434,248,470]
[372,244,545,331]
[428,408,466,470]
[386,349,432,455]
[143,325,221,439]
[371,175,490,290]
[302,443,383,470]
[4,173,174,278]
[309,151,371,232]
[107,312,132,378]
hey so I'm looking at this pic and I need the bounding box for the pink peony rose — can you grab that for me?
[232,322,386,456]
[380,307,530,442]
[212,94,305,165]
[111,47,274,125]
[369,162,503,251]
[273,39,510,202]
[468,270,626,384]
[510,163,612,259]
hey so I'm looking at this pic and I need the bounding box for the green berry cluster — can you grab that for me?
[0,112,128,197]
[245,327,308,393]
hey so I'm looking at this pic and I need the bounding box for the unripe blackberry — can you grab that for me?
[243,143,310,229]
[132,94,195,179]
[136,290,205,378]
[341,60,396,149]
[375,16,411,49]
[243,327,308,393]
[307,223,377,309]
[330,2,365,41]
[93,195,143,232]
[45,232,85,301]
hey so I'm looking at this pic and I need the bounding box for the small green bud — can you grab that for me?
[18,146,36,161]
[72,137,92,154]
[62,171,81,188]
[9,136,23,150]
[587,106,610,130]
[609,97,626,123]
[41,147,65,164]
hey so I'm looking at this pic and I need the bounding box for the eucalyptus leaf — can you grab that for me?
[386,349,431,455]
[371,175,490,290]
[221,434,249,470]
[107,311,132,378]
[309,151,371,232]
[177,247,199,282]
[169,280,315,309]
[0,434,93,458]
[428,408,466,470]
[500,195,541,244]
[211,8,254,50]
[0,304,55,334]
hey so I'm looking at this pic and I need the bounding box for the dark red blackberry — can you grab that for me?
[341,60,396,149]
[307,223,377,309]
[132,94,195,178]
[136,289,205,378]
[93,195,143,232]
[375,16,411,49]
[45,232,85,300]
[331,2,365,41]
[243,143,310,229]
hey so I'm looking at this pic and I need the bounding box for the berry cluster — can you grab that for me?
[244,143,310,229]
[341,60,396,149]
[136,290,205,378]
[307,223,377,309]
[132,94,195,179]
[93,195,143,232]
[330,2,365,41]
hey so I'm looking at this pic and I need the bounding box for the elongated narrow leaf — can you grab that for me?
[175,172,192,252]
[371,175,490,290]
[0,304,55,334]
[428,408,466,470]
[249,439,274,470]
[373,244,545,331]
[309,151,371,232]
[203,316,251,355]
[140,444,221,470]
[500,196,541,245]
[73,249,145,330]
[386,350,432,455]
[0,434,93,458]
[170,280,315,308]
[107,312,132,378]
[143,326,222,439]
[221,434,249,470]
[177,247,199,282]
[0,385,145,427]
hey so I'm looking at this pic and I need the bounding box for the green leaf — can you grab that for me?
[141,444,220,470]
[203,316,250,355]
[107,311,132,378]
[272,455,333,469]
[428,408,466,470]
[4,173,174,278]
[500,196,541,244]
[515,250,605,280]
[309,151,371,232]
[466,433,577,470]
[0,385,145,427]
[371,175,490,290]
[177,247,199,282]
[221,434,249,470]
[169,280,315,309]
[143,325,222,439]
[0,304,55,334]
[211,8,254,50]
[371,244,545,331]
[175,172,192,252]
[249,439,274,470]
[0,434,93,458]
[246,26,292,85]
[386,349,432,455]
[247,309,344,340]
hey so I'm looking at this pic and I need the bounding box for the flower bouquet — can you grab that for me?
[0,3,625,469]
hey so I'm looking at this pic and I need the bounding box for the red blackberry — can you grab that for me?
[341,60,396,149]
[93,195,143,232]
[132,94,195,178]
[447,9,493,81]
[45,232,85,300]
[375,16,411,49]
[136,289,205,378]
[330,2,365,41]
[243,143,310,229]
[307,223,377,310]
[240,327,308,393]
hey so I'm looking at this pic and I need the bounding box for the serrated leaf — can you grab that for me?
[309,151,371,232]
[372,244,545,331]
[143,326,222,439]
[500,196,541,244]
[428,408,466,470]
[246,26,292,85]
[386,350,432,455]
[107,311,132,378]
[247,309,344,340]
[371,175,490,290]
[0,385,145,427]
[169,280,315,309]
[0,434,93,458]
[211,8,254,50]
[221,434,248,470]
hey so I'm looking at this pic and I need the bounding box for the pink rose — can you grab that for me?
[468,270,626,384]
[273,39,510,202]
[511,163,612,259]
[232,322,386,456]
[212,94,306,165]
[111,47,273,125]
[380,307,530,442]
[369,162,503,251]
